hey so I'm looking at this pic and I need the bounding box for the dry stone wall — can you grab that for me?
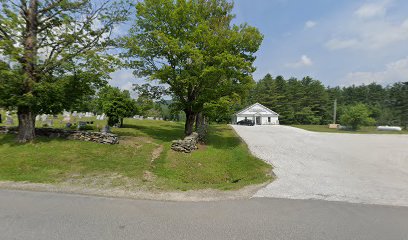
[171,132,199,153]
[0,126,118,144]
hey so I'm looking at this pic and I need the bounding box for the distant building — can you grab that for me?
[233,103,279,125]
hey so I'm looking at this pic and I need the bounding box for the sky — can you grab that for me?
[110,0,408,90]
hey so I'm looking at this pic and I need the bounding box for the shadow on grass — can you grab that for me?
[206,126,240,149]
[0,122,241,150]
[0,133,69,147]
[120,123,185,142]
[120,122,240,149]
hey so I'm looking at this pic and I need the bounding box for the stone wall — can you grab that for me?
[171,132,199,153]
[0,126,17,134]
[0,126,118,144]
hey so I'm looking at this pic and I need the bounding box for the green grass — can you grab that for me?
[0,117,272,191]
[291,125,408,134]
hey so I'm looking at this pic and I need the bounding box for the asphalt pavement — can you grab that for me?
[1,189,408,240]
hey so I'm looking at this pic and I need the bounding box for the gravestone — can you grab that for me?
[63,110,71,117]
[5,115,14,125]
[101,125,111,133]
[40,114,48,122]
[35,115,40,121]
[72,111,78,117]
[63,115,71,122]
[46,119,53,127]
[100,114,105,120]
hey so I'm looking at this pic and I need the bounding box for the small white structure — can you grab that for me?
[377,126,402,131]
[233,103,279,125]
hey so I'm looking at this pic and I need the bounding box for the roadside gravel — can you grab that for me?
[231,125,408,207]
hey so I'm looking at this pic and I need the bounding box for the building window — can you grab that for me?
[268,117,271,122]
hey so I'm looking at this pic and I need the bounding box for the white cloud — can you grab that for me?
[305,20,317,29]
[325,38,358,50]
[325,16,408,50]
[109,69,143,92]
[355,0,390,18]
[342,56,408,85]
[286,55,313,68]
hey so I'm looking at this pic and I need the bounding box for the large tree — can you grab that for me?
[121,0,263,136]
[0,0,129,142]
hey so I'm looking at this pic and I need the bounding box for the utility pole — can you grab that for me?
[333,99,337,124]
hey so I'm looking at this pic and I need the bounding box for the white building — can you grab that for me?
[233,103,279,125]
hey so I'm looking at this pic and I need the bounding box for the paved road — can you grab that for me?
[1,190,408,240]
[232,125,408,206]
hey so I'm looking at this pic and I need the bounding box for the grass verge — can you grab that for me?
[0,118,272,191]
[291,125,408,134]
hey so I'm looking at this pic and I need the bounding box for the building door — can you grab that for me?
[256,116,261,125]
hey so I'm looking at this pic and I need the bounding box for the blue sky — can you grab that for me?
[111,0,408,89]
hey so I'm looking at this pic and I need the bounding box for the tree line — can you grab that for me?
[244,74,408,128]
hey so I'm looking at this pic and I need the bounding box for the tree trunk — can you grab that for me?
[17,0,38,142]
[195,112,208,142]
[17,106,36,142]
[184,110,196,136]
[195,112,203,131]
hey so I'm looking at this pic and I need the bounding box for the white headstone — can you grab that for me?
[63,110,71,117]
[46,119,53,127]
[5,115,13,125]
[63,115,71,122]
[41,114,48,122]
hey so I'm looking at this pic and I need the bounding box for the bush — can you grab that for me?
[78,125,94,131]
[340,103,375,130]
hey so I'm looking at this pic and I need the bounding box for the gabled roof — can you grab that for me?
[235,103,279,116]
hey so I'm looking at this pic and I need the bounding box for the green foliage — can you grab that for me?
[387,82,408,129]
[97,86,138,127]
[0,0,130,141]
[121,0,263,134]
[78,125,95,131]
[340,103,375,130]
[204,94,241,123]
[250,75,327,124]
[248,73,406,128]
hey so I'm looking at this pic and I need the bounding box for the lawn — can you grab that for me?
[0,117,272,191]
[291,125,408,134]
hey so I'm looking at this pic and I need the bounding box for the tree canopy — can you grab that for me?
[121,0,263,135]
[340,103,375,130]
[247,74,407,128]
[97,86,137,127]
[0,0,130,142]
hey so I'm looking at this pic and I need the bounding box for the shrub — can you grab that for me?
[340,103,375,130]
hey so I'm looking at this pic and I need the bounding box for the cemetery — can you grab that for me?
[0,109,272,192]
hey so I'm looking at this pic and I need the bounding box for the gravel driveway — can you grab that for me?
[231,125,408,207]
